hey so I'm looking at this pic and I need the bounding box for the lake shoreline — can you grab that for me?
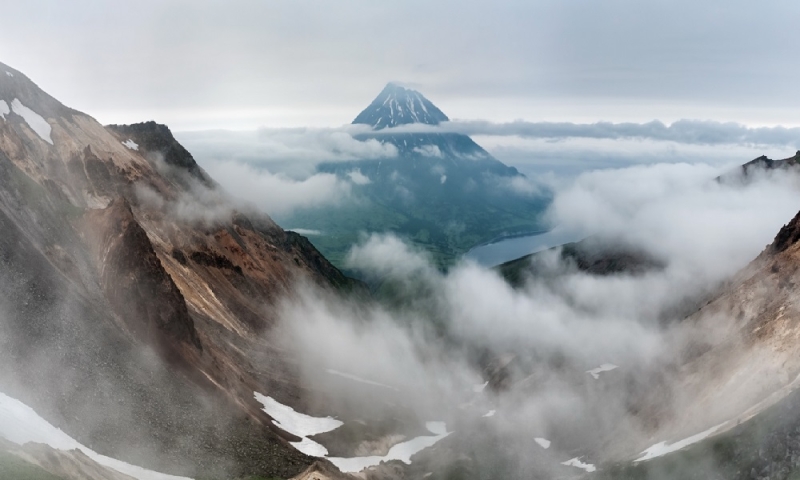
[466,228,551,252]
[464,228,583,267]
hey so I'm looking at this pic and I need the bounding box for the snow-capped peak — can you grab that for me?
[352,83,449,130]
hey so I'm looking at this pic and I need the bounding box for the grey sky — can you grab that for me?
[2,1,800,130]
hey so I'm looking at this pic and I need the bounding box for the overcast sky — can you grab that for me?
[2,1,800,131]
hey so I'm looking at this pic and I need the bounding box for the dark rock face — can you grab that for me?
[770,210,800,254]
[84,198,202,350]
[107,121,213,187]
[717,151,800,184]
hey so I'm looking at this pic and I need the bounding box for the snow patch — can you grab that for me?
[5,71,12,77]
[561,457,596,473]
[440,175,447,184]
[534,437,551,449]
[254,393,343,457]
[587,363,618,380]
[10,99,52,144]
[635,422,727,462]
[326,369,399,391]
[254,392,342,438]
[328,425,450,473]
[122,139,139,150]
[0,391,192,480]
[255,392,448,473]
[0,100,8,120]
[482,410,496,418]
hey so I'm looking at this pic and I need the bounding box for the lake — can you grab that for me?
[464,228,583,267]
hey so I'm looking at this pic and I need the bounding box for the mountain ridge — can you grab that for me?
[0,60,362,479]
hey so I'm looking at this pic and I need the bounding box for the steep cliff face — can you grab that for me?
[0,61,359,478]
[83,198,201,352]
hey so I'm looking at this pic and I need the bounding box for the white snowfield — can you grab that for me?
[10,99,53,144]
[253,392,343,456]
[534,437,551,449]
[634,422,727,462]
[122,139,139,150]
[561,457,596,473]
[326,369,399,391]
[255,392,450,473]
[328,422,450,473]
[0,391,192,480]
[586,363,618,380]
[0,100,9,120]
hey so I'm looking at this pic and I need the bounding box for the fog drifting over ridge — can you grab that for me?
[272,161,800,474]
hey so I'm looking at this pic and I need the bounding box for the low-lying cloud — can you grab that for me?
[176,126,396,177]
[201,160,352,216]
[381,119,800,149]
[274,160,800,476]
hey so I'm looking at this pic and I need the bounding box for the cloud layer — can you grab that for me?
[274,160,800,475]
[379,119,800,149]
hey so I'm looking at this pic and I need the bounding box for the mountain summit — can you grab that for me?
[352,83,449,129]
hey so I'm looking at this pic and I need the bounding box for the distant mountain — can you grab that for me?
[280,84,550,268]
[352,82,449,129]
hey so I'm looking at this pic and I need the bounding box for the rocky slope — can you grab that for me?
[0,61,360,479]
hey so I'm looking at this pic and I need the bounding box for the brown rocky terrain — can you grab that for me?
[0,61,362,479]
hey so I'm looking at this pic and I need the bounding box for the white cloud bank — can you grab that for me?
[201,160,351,216]
[273,160,800,476]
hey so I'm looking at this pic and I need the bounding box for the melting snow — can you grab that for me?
[328,422,450,473]
[634,422,727,462]
[10,99,52,144]
[5,71,12,77]
[473,381,488,393]
[326,369,398,391]
[0,391,192,480]
[482,410,496,418]
[122,139,139,150]
[534,437,551,449]
[0,100,8,120]
[255,392,449,473]
[587,363,618,379]
[254,393,342,456]
[561,457,596,473]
